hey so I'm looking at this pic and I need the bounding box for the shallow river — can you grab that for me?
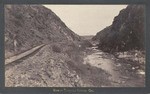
[83,47,145,87]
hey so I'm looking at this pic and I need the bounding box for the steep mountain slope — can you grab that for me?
[92,26,111,41]
[5,5,81,58]
[93,5,145,52]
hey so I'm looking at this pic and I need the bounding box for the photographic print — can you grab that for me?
[5,4,145,87]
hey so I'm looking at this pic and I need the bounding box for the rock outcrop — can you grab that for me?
[93,5,145,52]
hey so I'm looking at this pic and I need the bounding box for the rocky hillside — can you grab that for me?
[92,26,111,41]
[93,5,145,52]
[5,5,81,58]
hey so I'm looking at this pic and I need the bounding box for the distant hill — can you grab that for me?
[5,5,81,58]
[81,35,94,40]
[92,5,145,52]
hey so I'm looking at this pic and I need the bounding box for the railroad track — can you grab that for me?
[5,44,45,65]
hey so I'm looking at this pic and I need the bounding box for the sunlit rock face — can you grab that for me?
[93,5,145,52]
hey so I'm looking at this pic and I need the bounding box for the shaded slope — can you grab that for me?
[92,26,111,41]
[93,5,145,52]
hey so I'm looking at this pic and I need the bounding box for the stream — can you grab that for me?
[83,46,145,87]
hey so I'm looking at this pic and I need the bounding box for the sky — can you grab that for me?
[43,5,127,36]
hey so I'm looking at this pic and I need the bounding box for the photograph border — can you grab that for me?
[0,0,150,94]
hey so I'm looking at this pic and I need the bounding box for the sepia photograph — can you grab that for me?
[5,4,145,87]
